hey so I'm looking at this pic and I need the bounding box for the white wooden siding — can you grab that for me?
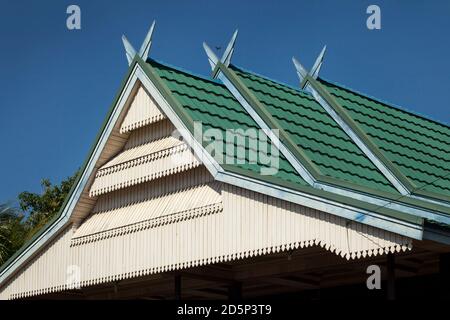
[73,182,222,245]
[89,143,199,196]
[124,119,174,149]
[120,85,165,133]
[90,120,199,197]
[0,182,412,300]
[222,185,412,260]
[0,226,75,300]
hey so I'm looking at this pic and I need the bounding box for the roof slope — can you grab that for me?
[230,65,399,195]
[144,59,427,226]
[149,59,308,187]
[320,79,450,200]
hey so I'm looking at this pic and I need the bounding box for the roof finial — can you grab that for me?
[122,20,156,65]
[122,35,136,65]
[203,29,239,75]
[203,42,219,70]
[139,21,156,61]
[310,45,326,79]
[292,45,327,87]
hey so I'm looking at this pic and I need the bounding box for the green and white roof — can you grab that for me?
[1,23,449,288]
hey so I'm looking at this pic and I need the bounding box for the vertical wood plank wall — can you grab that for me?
[0,182,412,299]
[120,85,166,133]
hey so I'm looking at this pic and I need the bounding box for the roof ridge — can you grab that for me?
[230,64,313,97]
[233,64,449,133]
[230,63,449,131]
[147,58,222,85]
[319,77,450,131]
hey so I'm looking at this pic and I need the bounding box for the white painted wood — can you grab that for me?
[74,182,222,244]
[0,182,412,300]
[138,21,156,61]
[124,119,174,149]
[122,35,136,66]
[89,139,199,196]
[119,85,165,133]
[91,102,199,196]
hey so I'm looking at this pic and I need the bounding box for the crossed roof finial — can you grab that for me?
[203,30,238,75]
[292,45,327,87]
[122,23,325,86]
[122,20,156,65]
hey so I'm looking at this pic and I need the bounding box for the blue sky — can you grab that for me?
[0,0,449,204]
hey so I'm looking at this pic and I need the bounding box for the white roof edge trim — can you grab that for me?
[202,41,317,186]
[317,182,450,225]
[216,171,423,240]
[0,65,142,286]
[217,71,317,186]
[291,55,415,197]
[138,21,156,61]
[310,45,327,80]
[221,29,238,67]
[411,194,450,209]
[308,85,411,196]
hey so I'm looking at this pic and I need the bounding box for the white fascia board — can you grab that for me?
[0,65,141,285]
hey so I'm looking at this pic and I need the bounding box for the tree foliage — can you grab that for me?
[0,205,26,266]
[0,171,78,266]
[18,173,78,241]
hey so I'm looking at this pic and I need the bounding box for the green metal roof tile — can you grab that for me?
[368,132,449,166]
[384,150,448,178]
[336,100,450,154]
[275,120,375,167]
[149,59,308,187]
[320,79,450,200]
[323,82,450,141]
[230,65,399,194]
[395,166,450,192]
[142,58,450,216]
[236,69,319,103]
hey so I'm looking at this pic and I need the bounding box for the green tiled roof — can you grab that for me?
[320,79,450,199]
[142,57,449,219]
[149,59,308,187]
[230,66,400,195]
